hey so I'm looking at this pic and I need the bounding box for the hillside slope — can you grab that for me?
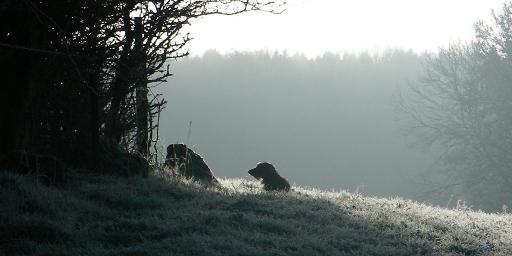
[1,171,511,256]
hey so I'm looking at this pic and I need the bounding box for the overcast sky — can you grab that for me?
[186,0,505,57]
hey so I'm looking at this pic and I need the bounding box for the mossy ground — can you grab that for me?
[1,170,511,256]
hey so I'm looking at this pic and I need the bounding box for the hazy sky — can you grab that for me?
[187,0,505,57]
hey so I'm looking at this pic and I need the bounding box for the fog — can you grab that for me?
[158,50,438,199]
[186,0,505,58]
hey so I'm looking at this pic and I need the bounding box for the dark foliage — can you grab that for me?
[1,152,66,185]
[0,0,282,179]
[97,138,149,177]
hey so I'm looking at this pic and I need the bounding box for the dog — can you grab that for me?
[248,162,290,191]
[165,144,219,186]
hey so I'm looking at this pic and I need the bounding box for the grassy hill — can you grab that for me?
[1,170,511,256]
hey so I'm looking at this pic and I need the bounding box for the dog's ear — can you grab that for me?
[248,168,262,179]
[166,145,174,155]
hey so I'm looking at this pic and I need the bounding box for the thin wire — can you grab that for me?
[0,42,89,58]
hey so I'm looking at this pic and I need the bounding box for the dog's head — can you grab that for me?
[248,162,277,180]
[165,144,188,167]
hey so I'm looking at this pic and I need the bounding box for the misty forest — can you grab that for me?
[2,1,512,255]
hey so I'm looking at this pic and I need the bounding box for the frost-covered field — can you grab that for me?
[1,171,511,255]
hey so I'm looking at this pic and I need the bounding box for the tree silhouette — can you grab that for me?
[0,0,284,178]
[399,3,512,210]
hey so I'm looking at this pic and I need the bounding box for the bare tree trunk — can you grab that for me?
[134,17,149,175]
[88,56,102,170]
[0,8,35,158]
[104,1,135,142]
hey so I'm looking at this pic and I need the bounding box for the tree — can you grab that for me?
[399,2,512,211]
[0,0,284,177]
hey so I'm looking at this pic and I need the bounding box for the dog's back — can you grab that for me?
[165,144,218,186]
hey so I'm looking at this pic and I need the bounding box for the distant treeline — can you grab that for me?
[158,49,435,199]
[160,2,512,212]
